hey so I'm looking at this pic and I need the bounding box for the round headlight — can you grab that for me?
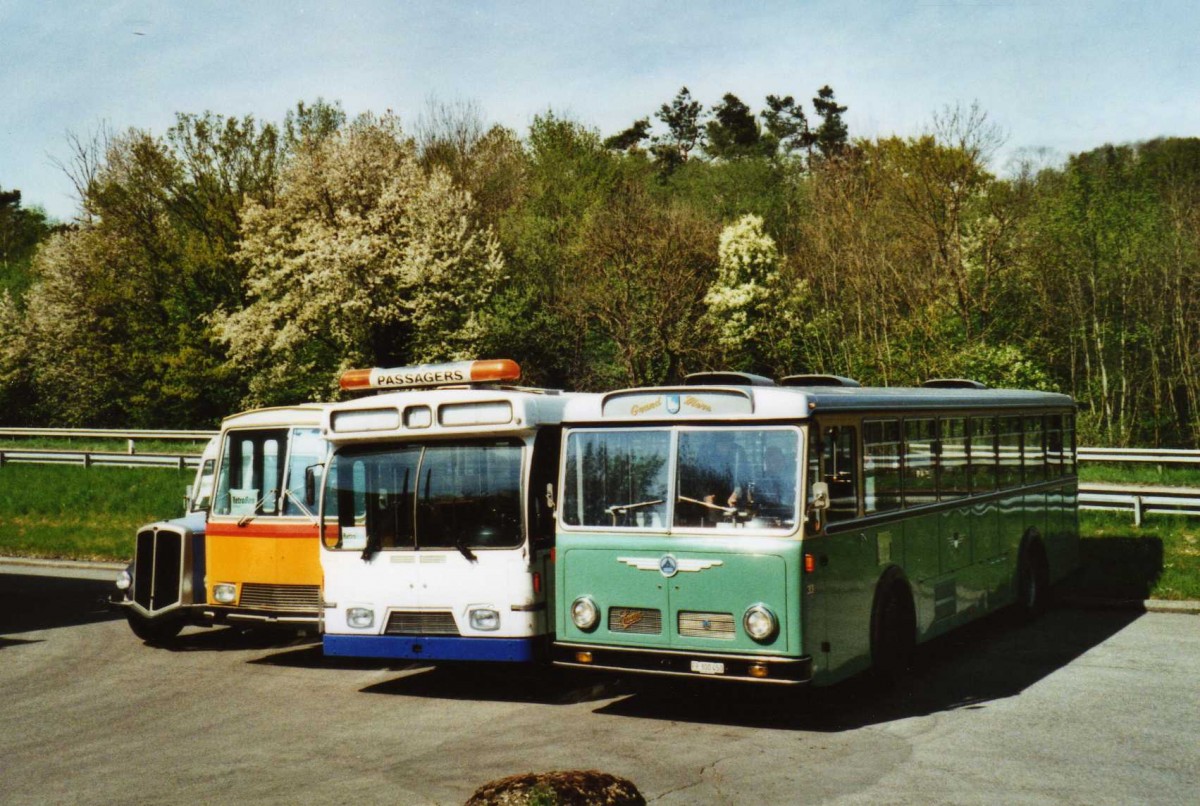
[469,608,500,631]
[346,607,374,629]
[213,583,237,604]
[743,605,778,642]
[115,569,132,591]
[571,596,599,631]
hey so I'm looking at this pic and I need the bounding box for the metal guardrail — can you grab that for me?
[1078,483,1200,526]
[1078,446,1200,464]
[0,450,200,470]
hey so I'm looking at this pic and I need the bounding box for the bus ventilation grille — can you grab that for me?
[238,584,321,611]
[384,610,460,636]
[608,607,663,635]
[678,611,736,639]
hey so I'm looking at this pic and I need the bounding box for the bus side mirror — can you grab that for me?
[305,464,324,506]
[810,482,830,511]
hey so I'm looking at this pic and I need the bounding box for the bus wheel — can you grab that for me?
[1015,540,1050,621]
[126,612,183,645]
[871,578,916,683]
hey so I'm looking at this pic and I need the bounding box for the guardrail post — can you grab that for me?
[1133,495,1144,527]
[127,438,136,455]
[83,452,92,469]
[178,456,186,472]
[0,451,5,467]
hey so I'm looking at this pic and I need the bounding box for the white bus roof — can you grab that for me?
[219,403,329,431]
[566,384,1075,424]
[323,388,593,444]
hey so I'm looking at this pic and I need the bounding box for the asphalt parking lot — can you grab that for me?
[1,567,1197,805]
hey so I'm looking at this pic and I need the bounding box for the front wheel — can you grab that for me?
[126,611,184,645]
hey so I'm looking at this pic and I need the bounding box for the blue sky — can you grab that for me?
[2,0,1197,220]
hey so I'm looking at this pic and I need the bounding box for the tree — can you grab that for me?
[705,93,762,159]
[652,87,705,172]
[0,187,51,298]
[761,94,811,157]
[214,113,505,405]
[812,85,849,158]
[603,118,652,152]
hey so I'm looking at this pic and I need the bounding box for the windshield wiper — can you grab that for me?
[236,489,278,526]
[454,536,477,563]
[605,499,664,526]
[281,488,318,524]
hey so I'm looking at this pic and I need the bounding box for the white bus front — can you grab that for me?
[319,361,570,663]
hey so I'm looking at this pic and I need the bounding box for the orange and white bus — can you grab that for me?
[203,405,329,629]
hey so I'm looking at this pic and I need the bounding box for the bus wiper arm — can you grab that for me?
[606,499,664,526]
[454,536,477,563]
[281,488,318,524]
[677,494,737,514]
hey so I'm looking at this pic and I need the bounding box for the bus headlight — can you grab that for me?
[346,607,374,629]
[213,584,237,604]
[571,597,599,631]
[469,608,500,631]
[743,605,778,642]
[115,569,132,591]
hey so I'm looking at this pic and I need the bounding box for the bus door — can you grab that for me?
[815,420,875,678]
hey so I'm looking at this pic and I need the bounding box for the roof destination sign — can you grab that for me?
[339,359,521,391]
[601,390,753,418]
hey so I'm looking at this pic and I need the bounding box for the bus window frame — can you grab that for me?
[558,423,805,537]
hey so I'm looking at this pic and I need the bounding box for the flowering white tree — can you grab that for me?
[703,214,807,374]
[213,114,505,404]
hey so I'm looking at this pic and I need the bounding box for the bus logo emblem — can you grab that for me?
[666,394,681,414]
[659,555,679,577]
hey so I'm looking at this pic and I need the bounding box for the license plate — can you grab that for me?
[690,660,725,675]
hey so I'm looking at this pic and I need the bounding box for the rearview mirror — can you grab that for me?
[810,481,830,511]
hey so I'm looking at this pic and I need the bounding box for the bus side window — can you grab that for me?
[969,416,998,492]
[903,418,937,507]
[863,419,901,513]
[941,417,968,500]
[998,416,1023,489]
[1024,415,1046,482]
[825,426,859,522]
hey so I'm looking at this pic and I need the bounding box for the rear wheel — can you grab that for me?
[126,611,183,645]
[871,578,916,683]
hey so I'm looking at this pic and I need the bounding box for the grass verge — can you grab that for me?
[0,464,189,561]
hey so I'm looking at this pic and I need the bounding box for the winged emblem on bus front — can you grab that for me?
[616,557,724,574]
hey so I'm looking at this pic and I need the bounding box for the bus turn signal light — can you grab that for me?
[748,663,769,679]
[804,553,816,573]
[575,651,594,664]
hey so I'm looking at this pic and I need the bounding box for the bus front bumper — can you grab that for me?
[323,634,539,662]
[199,606,320,629]
[553,641,813,685]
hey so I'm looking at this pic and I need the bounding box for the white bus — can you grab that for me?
[319,360,580,662]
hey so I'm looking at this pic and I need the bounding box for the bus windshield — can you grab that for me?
[322,439,524,551]
[562,427,801,531]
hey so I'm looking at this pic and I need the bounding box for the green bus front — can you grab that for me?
[552,418,815,685]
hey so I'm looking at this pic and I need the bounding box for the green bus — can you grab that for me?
[552,374,1078,685]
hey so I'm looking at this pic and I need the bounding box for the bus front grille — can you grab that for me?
[608,607,662,635]
[678,611,736,639]
[132,528,182,613]
[384,610,460,636]
[237,584,321,612]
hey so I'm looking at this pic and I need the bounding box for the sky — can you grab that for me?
[2,0,1198,221]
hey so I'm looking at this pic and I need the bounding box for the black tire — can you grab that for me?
[1015,540,1050,621]
[870,577,916,683]
[126,611,184,645]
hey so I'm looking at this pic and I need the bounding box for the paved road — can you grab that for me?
[1,569,1197,805]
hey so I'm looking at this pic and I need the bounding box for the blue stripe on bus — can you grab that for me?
[323,634,537,662]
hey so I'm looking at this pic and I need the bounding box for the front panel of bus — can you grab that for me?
[320,432,556,662]
[553,423,813,684]
[205,426,326,625]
